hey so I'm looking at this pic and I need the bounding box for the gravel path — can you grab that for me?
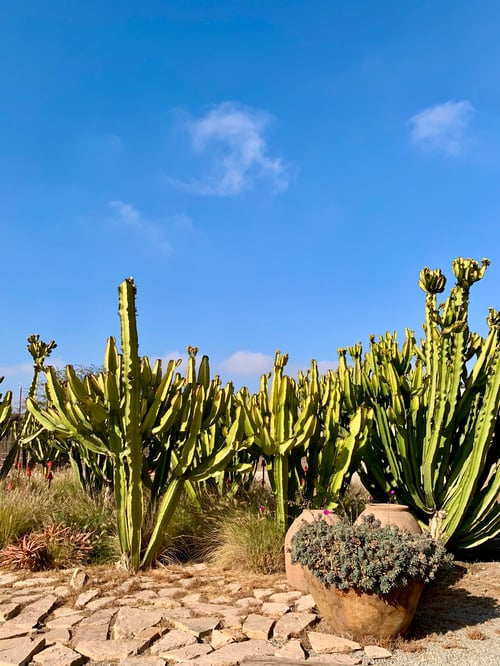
[386,561,500,666]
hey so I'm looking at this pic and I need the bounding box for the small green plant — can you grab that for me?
[291,515,452,595]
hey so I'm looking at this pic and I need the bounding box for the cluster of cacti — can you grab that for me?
[6,255,498,564]
[357,258,500,549]
[26,279,252,571]
[238,352,372,535]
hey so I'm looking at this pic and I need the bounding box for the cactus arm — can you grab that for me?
[140,476,185,569]
[117,278,144,573]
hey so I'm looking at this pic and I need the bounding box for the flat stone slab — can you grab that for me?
[161,642,213,662]
[364,645,392,659]
[112,606,165,639]
[294,594,316,612]
[274,639,306,660]
[0,604,21,622]
[241,658,360,666]
[0,636,46,666]
[0,574,19,587]
[12,578,58,589]
[41,628,71,645]
[0,624,30,641]
[308,631,361,654]
[192,639,276,666]
[170,616,220,638]
[120,658,165,666]
[272,612,317,640]
[74,590,99,608]
[149,629,197,654]
[73,638,146,661]
[210,629,234,649]
[261,601,290,617]
[9,595,59,631]
[45,612,84,630]
[70,607,115,641]
[242,614,275,640]
[32,643,86,666]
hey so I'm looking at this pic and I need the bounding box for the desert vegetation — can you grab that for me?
[0,257,498,574]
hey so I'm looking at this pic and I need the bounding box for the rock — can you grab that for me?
[32,643,85,666]
[272,612,317,640]
[364,644,392,659]
[191,639,275,666]
[0,636,46,666]
[0,604,21,622]
[242,613,275,640]
[210,629,234,649]
[74,590,99,608]
[149,629,197,654]
[40,628,71,645]
[170,616,220,638]
[261,601,291,617]
[294,594,316,612]
[69,570,88,590]
[274,638,306,660]
[160,642,213,662]
[308,631,362,654]
[111,607,164,639]
[72,638,146,661]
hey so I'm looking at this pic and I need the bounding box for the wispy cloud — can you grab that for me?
[220,351,274,376]
[409,100,475,156]
[109,200,175,253]
[0,362,33,379]
[168,102,291,196]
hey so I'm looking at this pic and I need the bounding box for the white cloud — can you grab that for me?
[109,200,172,253]
[409,100,474,156]
[0,362,33,379]
[169,102,290,196]
[220,351,274,376]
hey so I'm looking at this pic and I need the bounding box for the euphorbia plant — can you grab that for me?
[27,278,250,571]
[358,258,500,549]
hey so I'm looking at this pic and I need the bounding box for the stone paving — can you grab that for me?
[0,565,393,666]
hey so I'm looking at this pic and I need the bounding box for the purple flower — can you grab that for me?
[259,505,266,512]
[323,509,331,515]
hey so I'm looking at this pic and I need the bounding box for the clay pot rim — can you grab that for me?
[364,503,411,509]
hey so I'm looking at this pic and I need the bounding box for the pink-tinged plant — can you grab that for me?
[0,524,95,571]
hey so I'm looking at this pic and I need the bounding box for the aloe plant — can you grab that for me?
[359,258,500,549]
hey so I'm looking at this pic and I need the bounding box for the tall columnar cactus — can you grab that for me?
[359,258,500,549]
[27,278,250,571]
[1,335,57,480]
[303,358,372,510]
[0,379,12,443]
[241,352,318,534]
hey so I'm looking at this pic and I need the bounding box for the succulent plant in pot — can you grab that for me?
[291,514,452,640]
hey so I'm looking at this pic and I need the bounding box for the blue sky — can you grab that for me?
[1,0,500,399]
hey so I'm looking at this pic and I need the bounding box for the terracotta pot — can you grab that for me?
[356,503,422,534]
[304,567,424,640]
[284,510,340,592]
